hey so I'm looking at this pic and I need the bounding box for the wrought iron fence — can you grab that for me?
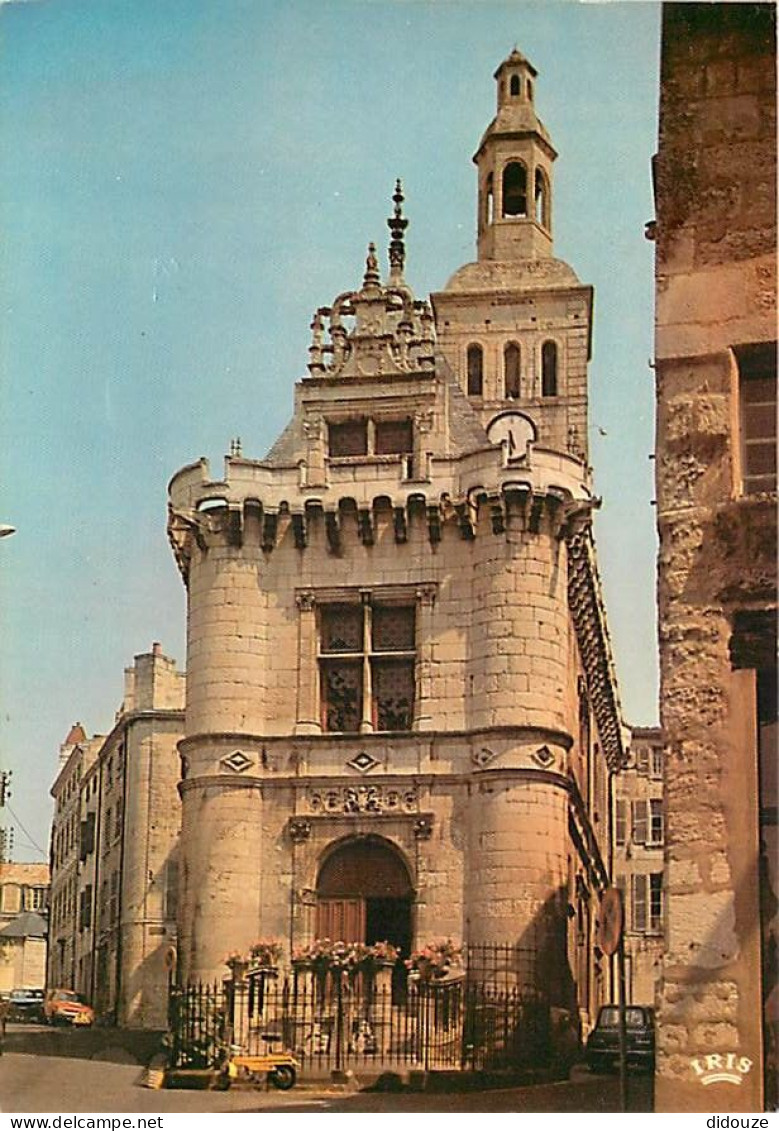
[168,952,551,1076]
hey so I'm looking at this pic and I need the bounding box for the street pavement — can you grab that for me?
[0,1025,652,1114]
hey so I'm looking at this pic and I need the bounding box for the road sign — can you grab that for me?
[599,887,624,956]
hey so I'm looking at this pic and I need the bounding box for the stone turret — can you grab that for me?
[168,59,623,1023]
[432,49,592,461]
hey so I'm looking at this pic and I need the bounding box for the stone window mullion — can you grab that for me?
[295,592,321,735]
[360,593,374,734]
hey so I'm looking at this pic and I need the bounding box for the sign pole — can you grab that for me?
[618,932,628,1113]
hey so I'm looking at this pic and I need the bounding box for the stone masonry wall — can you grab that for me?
[653,3,776,1113]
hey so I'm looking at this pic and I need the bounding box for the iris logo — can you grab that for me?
[690,1053,753,1086]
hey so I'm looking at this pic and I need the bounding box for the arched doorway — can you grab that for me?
[315,836,413,959]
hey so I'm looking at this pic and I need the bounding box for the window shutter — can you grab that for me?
[632,800,648,844]
[632,874,648,932]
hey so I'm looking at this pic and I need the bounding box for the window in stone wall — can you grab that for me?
[650,746,663,780]
[375,418,413,456]
[635,746,650,775]
[319,601,416,733]
[648,798,664,846]
[631,800,648,844]
[114,801,123,842]
[632,872,663,934]
[467,344,484,396]
[504,343,521,399]
[541,340,558,397]
[736,341,777,496]
[614,799,627,846]
[329,419,368,458]
[328,417,413,461]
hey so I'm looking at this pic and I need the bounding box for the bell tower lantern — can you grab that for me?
[475,48,556,262]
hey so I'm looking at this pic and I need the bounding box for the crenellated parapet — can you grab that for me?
[167,442,595,582]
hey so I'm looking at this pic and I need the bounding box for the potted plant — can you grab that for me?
[223,950,249,982]
[248,940,283,971]
[405,939,463,982]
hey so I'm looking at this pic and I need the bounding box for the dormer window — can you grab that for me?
[502,162,527,218]
[509,74,521,97]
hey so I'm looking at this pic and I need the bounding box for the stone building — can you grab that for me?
[49,724,100,990]
[48,645,184,1028]
[0,862,49,994]
[168,50,626,1031]
[651,4,776,1112]
[613,726,665,1006]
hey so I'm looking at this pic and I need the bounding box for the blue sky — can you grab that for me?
[0,0,661,862]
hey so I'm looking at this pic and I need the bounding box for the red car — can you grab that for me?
[44,989,95,1027]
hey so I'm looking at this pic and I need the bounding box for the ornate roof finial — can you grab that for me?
[363,241,380,288]
[387,178,408,283]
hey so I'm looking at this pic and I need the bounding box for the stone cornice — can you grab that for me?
[177,723,575,755]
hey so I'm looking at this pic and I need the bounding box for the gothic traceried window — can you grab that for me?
[319,601,416,733]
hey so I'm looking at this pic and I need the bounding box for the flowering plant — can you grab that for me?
[223,950,246,966]
[248,940,283,968]
[405,939,463,981]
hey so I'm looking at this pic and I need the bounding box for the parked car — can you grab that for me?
[43,989,95,1027]
[7,988,45,1023]
[585,1004,655,1073]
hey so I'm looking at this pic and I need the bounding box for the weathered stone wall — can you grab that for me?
[653,3,776,1112]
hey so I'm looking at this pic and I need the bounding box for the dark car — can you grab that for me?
[585,1004,655,1073]
[7,988,45,1023]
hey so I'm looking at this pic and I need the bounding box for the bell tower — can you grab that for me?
[476,48,556,262]
[432,48,592,461]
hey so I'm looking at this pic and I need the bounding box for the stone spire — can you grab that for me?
[362,242,381,289]
[387,179,408,283]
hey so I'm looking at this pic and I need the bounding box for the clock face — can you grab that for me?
[486,411,536,457]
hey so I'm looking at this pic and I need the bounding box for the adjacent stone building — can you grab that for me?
[0,862,49,994]
[651,3,776,1112]
[613,727,665,1006]
[168,50,626,1032]
[48,645,184,1028]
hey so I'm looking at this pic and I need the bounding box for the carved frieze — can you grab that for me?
[308,785,417,815]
